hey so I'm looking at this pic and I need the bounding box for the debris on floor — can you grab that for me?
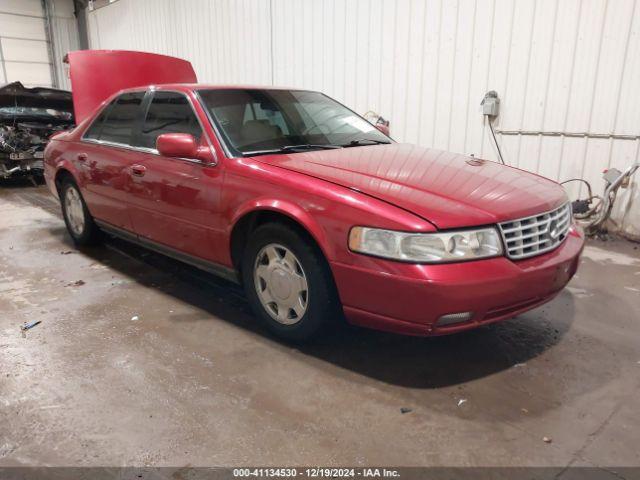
[457,399,467,407]
[65,280,85,287]
[20,320,41,332]
[3,185,640,466]
[131,315,140,321]
[567,286,593,299]
[60,250,75,255]
[513,363,527,368]
[543,436,552,444]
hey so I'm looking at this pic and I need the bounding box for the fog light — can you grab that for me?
[437,312,473,326]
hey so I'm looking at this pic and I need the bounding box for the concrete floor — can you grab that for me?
[0,181,639,469]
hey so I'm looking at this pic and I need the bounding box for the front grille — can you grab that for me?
[498,203,572,260]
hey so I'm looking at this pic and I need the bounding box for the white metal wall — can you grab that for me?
[48,0,81,90]
[0,0,54,87]
[0,0,78,89]
[86,0,640,237]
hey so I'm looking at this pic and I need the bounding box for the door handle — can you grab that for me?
[130,164,146,177]
[77,153,88,162]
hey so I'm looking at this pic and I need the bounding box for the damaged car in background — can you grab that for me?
[0,81,74,181]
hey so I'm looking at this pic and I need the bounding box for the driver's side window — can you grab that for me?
[135,91,202,150]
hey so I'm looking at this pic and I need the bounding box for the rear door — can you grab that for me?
[78,91,146,231]
[126,90,224,263]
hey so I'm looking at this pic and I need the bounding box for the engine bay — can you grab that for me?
[0,82,74,180]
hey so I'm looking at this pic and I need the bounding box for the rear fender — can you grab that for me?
[52,159,82,193]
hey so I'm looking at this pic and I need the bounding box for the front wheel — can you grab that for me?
[60,178,101,246]
[242,223,341,342]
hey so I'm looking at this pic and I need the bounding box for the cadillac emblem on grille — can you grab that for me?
[548,219,560,240]
[498,203,572,260]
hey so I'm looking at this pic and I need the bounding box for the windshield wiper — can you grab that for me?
[280,144,343,151]
[344,139,392,147]
[244,144,343,156]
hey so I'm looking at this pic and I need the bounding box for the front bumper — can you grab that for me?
[331,226,585,336]
[0,154,44,178]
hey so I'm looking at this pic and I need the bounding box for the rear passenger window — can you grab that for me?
[98,92,145,145]
[84,102,113,140]
[136,91,202,150]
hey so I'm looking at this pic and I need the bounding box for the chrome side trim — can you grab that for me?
[79,138,206,166]
[95,220,240,284]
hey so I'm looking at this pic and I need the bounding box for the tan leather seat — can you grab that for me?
[241,120,281,146]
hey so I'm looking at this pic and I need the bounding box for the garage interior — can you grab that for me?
[1,0,640,475]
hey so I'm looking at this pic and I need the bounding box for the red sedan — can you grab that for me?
[45,51,584,341]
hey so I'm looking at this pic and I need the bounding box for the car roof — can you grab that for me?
[122,84,318,93]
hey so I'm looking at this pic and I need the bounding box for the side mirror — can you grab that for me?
[375,124,390,136]
[156,133,197,158]
[156,133,215,163]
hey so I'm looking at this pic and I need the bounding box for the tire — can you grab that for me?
[241,223,341,342]
[60,178,102,246]
[33,173,46,185]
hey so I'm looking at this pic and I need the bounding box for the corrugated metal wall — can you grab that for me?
[48,0,80,90]
[0,0,55,87]
[0,0,77,89]
[86,0,640,236]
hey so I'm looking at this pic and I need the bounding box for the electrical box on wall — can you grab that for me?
[481,91,500,117]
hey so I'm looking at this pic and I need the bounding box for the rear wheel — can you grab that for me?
[242,223,341,342]
[60,178,101,246]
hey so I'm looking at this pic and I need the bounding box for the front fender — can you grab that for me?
[229,198,334,261]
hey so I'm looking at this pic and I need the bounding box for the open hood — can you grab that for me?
[0,81,73,113]
[65,50,198,123]
[255,143,568,229]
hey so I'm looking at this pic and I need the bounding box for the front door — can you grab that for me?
[126,90,225,263]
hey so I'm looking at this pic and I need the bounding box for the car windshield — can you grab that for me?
[198,89,391,156]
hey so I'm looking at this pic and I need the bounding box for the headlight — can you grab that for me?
[348,226,503,263]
